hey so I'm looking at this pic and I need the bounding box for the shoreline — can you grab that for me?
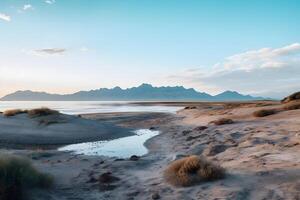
[1,100,300,199]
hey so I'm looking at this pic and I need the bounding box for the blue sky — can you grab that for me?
[0,0,300,98]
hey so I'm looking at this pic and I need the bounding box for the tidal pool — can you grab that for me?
[58,129,159,158]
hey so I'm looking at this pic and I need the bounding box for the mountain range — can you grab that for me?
[0,84,265,101]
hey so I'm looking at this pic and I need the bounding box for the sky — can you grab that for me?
[0,0,300,98]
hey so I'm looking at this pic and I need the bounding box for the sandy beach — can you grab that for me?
[1,100,300,199]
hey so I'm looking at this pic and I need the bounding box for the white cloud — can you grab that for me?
[29,48,67,56]
[45,0,56,4]
[80,47,89,52]
[0,13,11,22]
[23,4,33,11]
[168,43,300,98]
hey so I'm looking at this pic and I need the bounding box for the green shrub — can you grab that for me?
[0,155,53,200]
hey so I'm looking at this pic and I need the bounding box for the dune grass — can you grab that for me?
[253,109,277,117]
[164,155,225,187]
[281,91,300,103]
[211,118,234,125]
[283,101,300,110]
[0,155,53,200]
[3,109,26,117]
[3,107,59,118]
[27,107,59,118]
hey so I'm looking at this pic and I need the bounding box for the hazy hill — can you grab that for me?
[0,84,264,101]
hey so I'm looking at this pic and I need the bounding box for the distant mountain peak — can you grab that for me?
[0,84,265,101]
[138,83,153,88]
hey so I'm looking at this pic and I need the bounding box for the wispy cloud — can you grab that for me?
[45,0,56,4]
[168,43,300,98]
[80,47,89,52]
[30,48,67,56]
[23,4,33,11]
[0,13,11,22]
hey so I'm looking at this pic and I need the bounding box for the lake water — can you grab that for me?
[58,129,159,158]
[0,101,182,115]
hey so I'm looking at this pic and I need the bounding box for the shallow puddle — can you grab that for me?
[58,129,159,158]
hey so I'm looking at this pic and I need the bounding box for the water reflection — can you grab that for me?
[58,129,159,158]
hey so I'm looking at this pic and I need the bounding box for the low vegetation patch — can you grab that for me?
[3,109,26,117]
[0,155,53,200]
[27,107,59,118]
[253,109,277,117]
[211,118,234,125]
[164,155,225,187]
[3,107,59,118]
[283,101,300,110]
[281,91,300,103]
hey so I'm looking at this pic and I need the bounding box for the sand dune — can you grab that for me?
[1,101,300,199]
[0,112,133,146]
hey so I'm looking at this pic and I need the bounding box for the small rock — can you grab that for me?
[182,130,192,135]
[184,106,197,110]
[186,135,201,141]
[149,127,156,130]
[129,155,140,161]
[152,192,160,199]
[99,172,120,183]
[193,126,208,131]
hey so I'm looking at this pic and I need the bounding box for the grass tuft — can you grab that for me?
[27,107,59,118]
[283,101,300,111]
[211,118,234,125]
[253,109,277,117]
[0,155,53,200]
[164,155,225,187]
[281,91,300,103]
[3,109,26,117]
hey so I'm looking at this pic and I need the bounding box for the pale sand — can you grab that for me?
[1,101,300,199]
[0,112,133,147]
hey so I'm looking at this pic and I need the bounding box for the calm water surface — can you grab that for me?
[0,101,181,115]
[58,129,159,158]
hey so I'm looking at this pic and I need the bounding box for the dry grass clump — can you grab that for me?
[211,118,234,125]
[253,109,277,117]
[283,101,300,110]
[281,91,300,103]
[164,155,225,187]
[27,107,58,118]
[3,109,26,117]
[0,155,53,200]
